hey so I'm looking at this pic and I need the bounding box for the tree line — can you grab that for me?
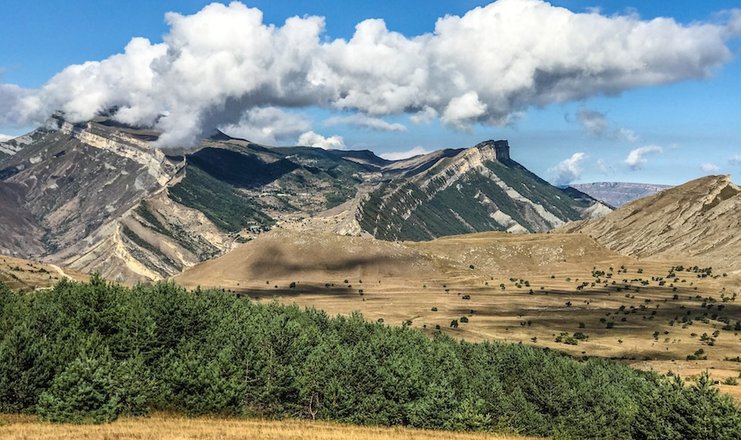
[0,277,739,439]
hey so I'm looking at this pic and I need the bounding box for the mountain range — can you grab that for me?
[571,182,673,207]
[0,114,610,282]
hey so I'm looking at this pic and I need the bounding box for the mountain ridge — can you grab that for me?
[561,175,741,271]
[571,181,673,207]
[0,115,610,282]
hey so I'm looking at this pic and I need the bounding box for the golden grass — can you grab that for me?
[175,230,741,401]
[0,255,87,290]
[0,414,537,440]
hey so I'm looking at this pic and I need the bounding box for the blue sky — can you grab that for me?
[1,0,740,185]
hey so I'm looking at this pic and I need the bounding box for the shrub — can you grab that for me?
[37,353,122,423]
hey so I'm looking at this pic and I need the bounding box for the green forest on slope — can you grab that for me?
[0,279,739,439]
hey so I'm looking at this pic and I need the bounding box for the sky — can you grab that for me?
[0,0,740,185]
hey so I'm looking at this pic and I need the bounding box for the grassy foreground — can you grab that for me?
[0,414,535,440]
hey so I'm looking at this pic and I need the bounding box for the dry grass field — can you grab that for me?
[0,255,87,290]
[176,229,741,398]
[0,414,538,440]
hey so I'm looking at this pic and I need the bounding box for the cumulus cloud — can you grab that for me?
[725,9,741,36]
[219,107,311,145]
[325,114,406,132]
[409,106,438,124]
[701,163,720,173]
[625,145,663,170]
[297,131,345,149]
[441,92,488,131]
[380,146,430,160]
[575,108,638,142]
[0,0,739,146]
[549,152,587,186]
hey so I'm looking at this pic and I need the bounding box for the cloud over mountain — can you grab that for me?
[549,152,587,186]
[325,114,407,132]
[220,107,311,145]
[380,146,431,160]
[1,0,738,147]
[297,131,345,149]
[625,145,663,170]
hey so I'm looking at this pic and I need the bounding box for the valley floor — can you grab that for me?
[175,230,741,400]
[0,414,537,440]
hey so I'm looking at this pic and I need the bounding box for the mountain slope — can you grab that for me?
[571,182,672,207]
[0,116,234,281]
[561,175,741,270]
[357,141,611,240]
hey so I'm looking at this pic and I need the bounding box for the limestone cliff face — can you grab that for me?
[0,116,237,282]
[354,140,611,241]
[560,175,741,271]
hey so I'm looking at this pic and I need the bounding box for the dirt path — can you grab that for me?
[48,263,74,281]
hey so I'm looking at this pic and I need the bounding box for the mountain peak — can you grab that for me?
[474,139,510,161]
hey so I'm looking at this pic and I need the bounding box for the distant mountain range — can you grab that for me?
[0,114,610,282]
[571,182,672,207]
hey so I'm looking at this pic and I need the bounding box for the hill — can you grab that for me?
[571,182,672,207]
[561,175,741,271]
[175,228,617,289]
[0,115,609,282]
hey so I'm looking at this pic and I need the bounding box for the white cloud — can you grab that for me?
[325,114,406,132]
[0,1,738,146]
[625,145,663,170]
[0,133,13,142]
[549,152,587,186]
[616,128,639,143]
[701,163,720,173]
[380,146,430,160]
[726,9,741,36]
[297,131,345,149]
[409,106,438,124]
[575,108,638,142]
[441,92,487,130]
[219,107,311,145]
[729,154,741,166]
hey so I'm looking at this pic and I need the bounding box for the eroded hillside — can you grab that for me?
[561,175,741,272]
